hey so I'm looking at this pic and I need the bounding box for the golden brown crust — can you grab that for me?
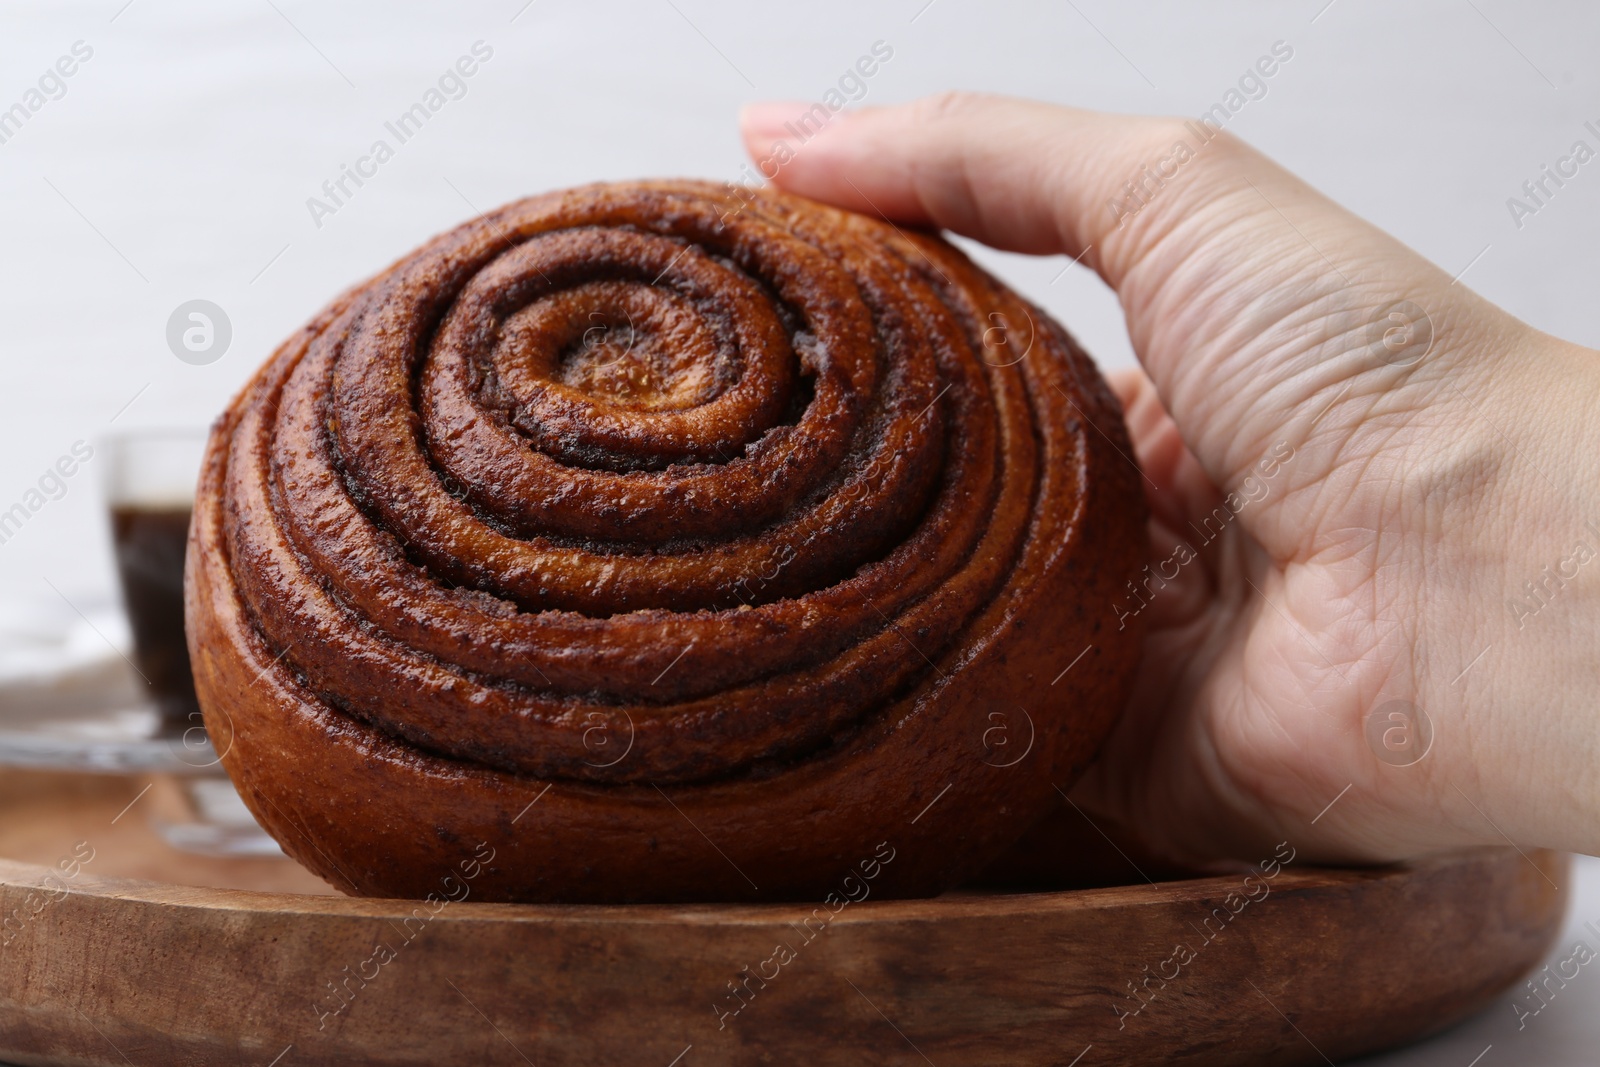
[185,180,1146,903]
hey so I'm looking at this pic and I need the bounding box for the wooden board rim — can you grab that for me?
[0,847,1570,1067]
[2,852,1432,923]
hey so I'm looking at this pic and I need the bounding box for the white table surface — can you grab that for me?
[2,1,1597,1061]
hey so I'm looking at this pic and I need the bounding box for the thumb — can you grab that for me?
[741,94,1531,560]
[741,93,1184,280]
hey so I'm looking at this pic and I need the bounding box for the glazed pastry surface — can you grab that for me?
[185,180,1146,903]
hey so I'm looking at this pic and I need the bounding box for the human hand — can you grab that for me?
[741,92,1600,868]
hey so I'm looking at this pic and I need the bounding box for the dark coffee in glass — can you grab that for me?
[111,503,196,720]
[103,432,206,728]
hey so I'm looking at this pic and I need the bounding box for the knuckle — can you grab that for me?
[912,90,989,124]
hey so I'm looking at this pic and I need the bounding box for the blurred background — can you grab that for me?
[1,1,1597,1061]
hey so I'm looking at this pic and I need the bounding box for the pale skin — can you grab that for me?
[741,92,1600,868]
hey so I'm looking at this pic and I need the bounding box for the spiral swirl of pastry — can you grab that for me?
[187,180,1146,903]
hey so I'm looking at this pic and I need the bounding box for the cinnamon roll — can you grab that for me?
[185,180,1146,903]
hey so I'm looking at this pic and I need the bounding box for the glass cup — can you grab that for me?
[100,430,278,857]
[101,430,206,731]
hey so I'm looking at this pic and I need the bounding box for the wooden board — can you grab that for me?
[0,770,1569,1066]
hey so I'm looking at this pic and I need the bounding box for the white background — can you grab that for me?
[2,1,1598,1062]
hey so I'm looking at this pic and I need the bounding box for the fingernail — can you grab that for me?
[739,101,805,146]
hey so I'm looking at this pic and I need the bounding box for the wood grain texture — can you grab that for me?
[0,808,1568,1067]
